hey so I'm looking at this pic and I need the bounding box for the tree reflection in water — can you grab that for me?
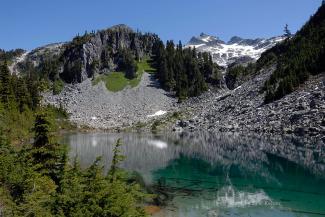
[63,132,325,217]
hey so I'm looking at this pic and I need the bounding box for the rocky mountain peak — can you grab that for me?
[107,24,134,33]
[228,36,244,44]
[12,24,159,83]
[199,32,209,37]
[186,33,285,67]
[189,33,224,45]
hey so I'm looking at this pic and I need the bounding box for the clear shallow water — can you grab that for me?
[62,132,325,217]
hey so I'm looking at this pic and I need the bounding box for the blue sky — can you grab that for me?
[0,0,322,51]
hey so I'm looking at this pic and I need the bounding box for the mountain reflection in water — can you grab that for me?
[62,132,325,217]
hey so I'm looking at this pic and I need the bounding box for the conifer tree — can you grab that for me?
[31,111,67,184]
[284,24,292,37]
[119,49,137,79]
[26,75,40,110]
[151,39,218,99]
[15,78,31,112]
[0,61,13,107]
[109,138,125,182]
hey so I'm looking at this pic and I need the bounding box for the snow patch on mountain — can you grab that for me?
[186,33,286,67]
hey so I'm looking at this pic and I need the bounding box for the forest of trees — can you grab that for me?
[0,116,148,216]
[0,60,149,216]
[118,49,138,79]
[225,63,256,90]
[152,40,221,100]
[262,3,325,103]
[0,60,41,141]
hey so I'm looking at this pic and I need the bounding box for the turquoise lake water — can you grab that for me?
[62,132,325,217]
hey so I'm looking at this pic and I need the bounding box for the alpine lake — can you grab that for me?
[62,132,325,217]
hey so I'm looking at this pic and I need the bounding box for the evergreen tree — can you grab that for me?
[158,55,169,87]
[15,78,31,112]
[26,74,40,110]
[119,49,137,79]
[177,41,183,51]
[176,72,189,100]
[109,138,125,182]
[31,111,67,184]
[40,58,59,81]
[165,40,176,90]
[152,39,218,99]
[56,139,148,217]
[0,61,13,107]
[284,24,292,37]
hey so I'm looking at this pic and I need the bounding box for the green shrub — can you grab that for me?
[52,79,64,95]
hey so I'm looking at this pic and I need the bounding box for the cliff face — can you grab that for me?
[60,24,159,83]
[15,24,159,83]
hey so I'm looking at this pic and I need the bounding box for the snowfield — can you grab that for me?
[186,33,285,67]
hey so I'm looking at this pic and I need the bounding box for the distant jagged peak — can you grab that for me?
[199,32,216,40]
[189,33,225,45]
[228,36,244,44]
[199,32,209,37]
[227,36,266,46]
[186,33,286,67]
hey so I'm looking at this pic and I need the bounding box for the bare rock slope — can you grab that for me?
[179,67,325,137]
[44,66,325,137]
[44,72,178,129]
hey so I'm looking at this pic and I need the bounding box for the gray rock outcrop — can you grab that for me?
[178,67,325,138]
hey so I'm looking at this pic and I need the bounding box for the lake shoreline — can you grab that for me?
[63,131,325,217]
